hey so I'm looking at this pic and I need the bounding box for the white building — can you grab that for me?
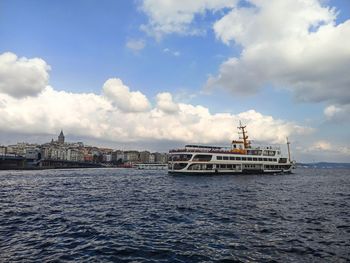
[0,146,6,155]
[124,151,139,162]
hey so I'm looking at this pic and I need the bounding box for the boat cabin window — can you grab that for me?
[192,154,212,162]
[253,158,257,161]
[247,150,262,155]
[242,157,247,161]
[279,158,287,163]
[173,163,188,170]
[188,163,201,170]
[217,164,236,169]
[206,164,213,170]
[263,150,276,156]
[247,157,252,161]
[171,154,192,161]
[273,158,277,162]
[265,165,288,170]
[263,158,268,161]
[223,156,229,160]
[217,156,223,160]
[188,163,214,170]
[236,157,241,160]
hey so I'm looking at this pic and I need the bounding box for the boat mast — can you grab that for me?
[238,121,250,149]
[286,137,291,162]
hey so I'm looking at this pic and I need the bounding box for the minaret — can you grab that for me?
[58,130,65,144]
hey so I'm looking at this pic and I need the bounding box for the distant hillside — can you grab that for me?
[297,162,350,169]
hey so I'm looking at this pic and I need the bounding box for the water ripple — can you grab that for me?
[0,168,349,262]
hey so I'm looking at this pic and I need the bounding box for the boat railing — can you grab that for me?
[169,147,281,155]
[169,148,244,154]
[257,146,281,150]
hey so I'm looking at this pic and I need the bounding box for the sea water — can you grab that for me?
[0,168,349,262]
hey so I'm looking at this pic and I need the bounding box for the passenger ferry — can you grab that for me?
[168,123,294,175]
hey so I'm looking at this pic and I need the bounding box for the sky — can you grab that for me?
[0,0,349,162]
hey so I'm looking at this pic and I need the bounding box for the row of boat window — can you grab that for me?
[217,156,277,162]
[171,163,291,170]
[188,164,213,170]
[265,165,291,170]
[246,150,277,156]
[188,164,241,170]
[228,150,278,156]
[170,152,282,162]
[171,154,193,161]
[171,154,213,161]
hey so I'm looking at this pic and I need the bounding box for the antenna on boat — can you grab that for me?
[286,137,291,162]
[238,121,250,149]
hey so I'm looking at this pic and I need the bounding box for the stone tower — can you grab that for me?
[58,130,65,144]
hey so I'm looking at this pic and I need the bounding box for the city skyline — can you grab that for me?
[1,130,170,154]
[1,130,169,168]
[1,0,350,162]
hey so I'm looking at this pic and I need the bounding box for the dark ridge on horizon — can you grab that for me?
[297,162,350,169]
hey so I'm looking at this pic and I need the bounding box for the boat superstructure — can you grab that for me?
[168,123,294,175]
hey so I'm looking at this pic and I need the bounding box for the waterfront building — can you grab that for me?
[0,146,6,155]
[99,148,113,163]
[6,143,25,156]
[91,147,102,157]
[25,148,41,160]
[51,147,67,160]
[149,153,156,163]
[83,153,93,162]
[103,153,112,163]
[67,148,84,162]
[124,151,139,162]
[1,135,169,166]
[112,150,124,163]
[153,152,168,164]
[5,143,39,157]
[139,151,150,163]
[81,146,101,162]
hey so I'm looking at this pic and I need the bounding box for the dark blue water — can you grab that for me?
[0,168,349,262]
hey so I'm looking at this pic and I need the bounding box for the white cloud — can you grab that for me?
[0,52,50,98]
[207,0,350,106]
[310,140,332,151]
[102,78,151,112]
[324,104,350,122]
[163,48,181,56]
[140,0,238,39]
[213,0,335,46]
[156,92,179,113]
[0,86,115,138]
[304,140,350,156]
[0,51,316,158]
[140,1,350,107]
[0,83,310,145]
[126,39,146,52]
